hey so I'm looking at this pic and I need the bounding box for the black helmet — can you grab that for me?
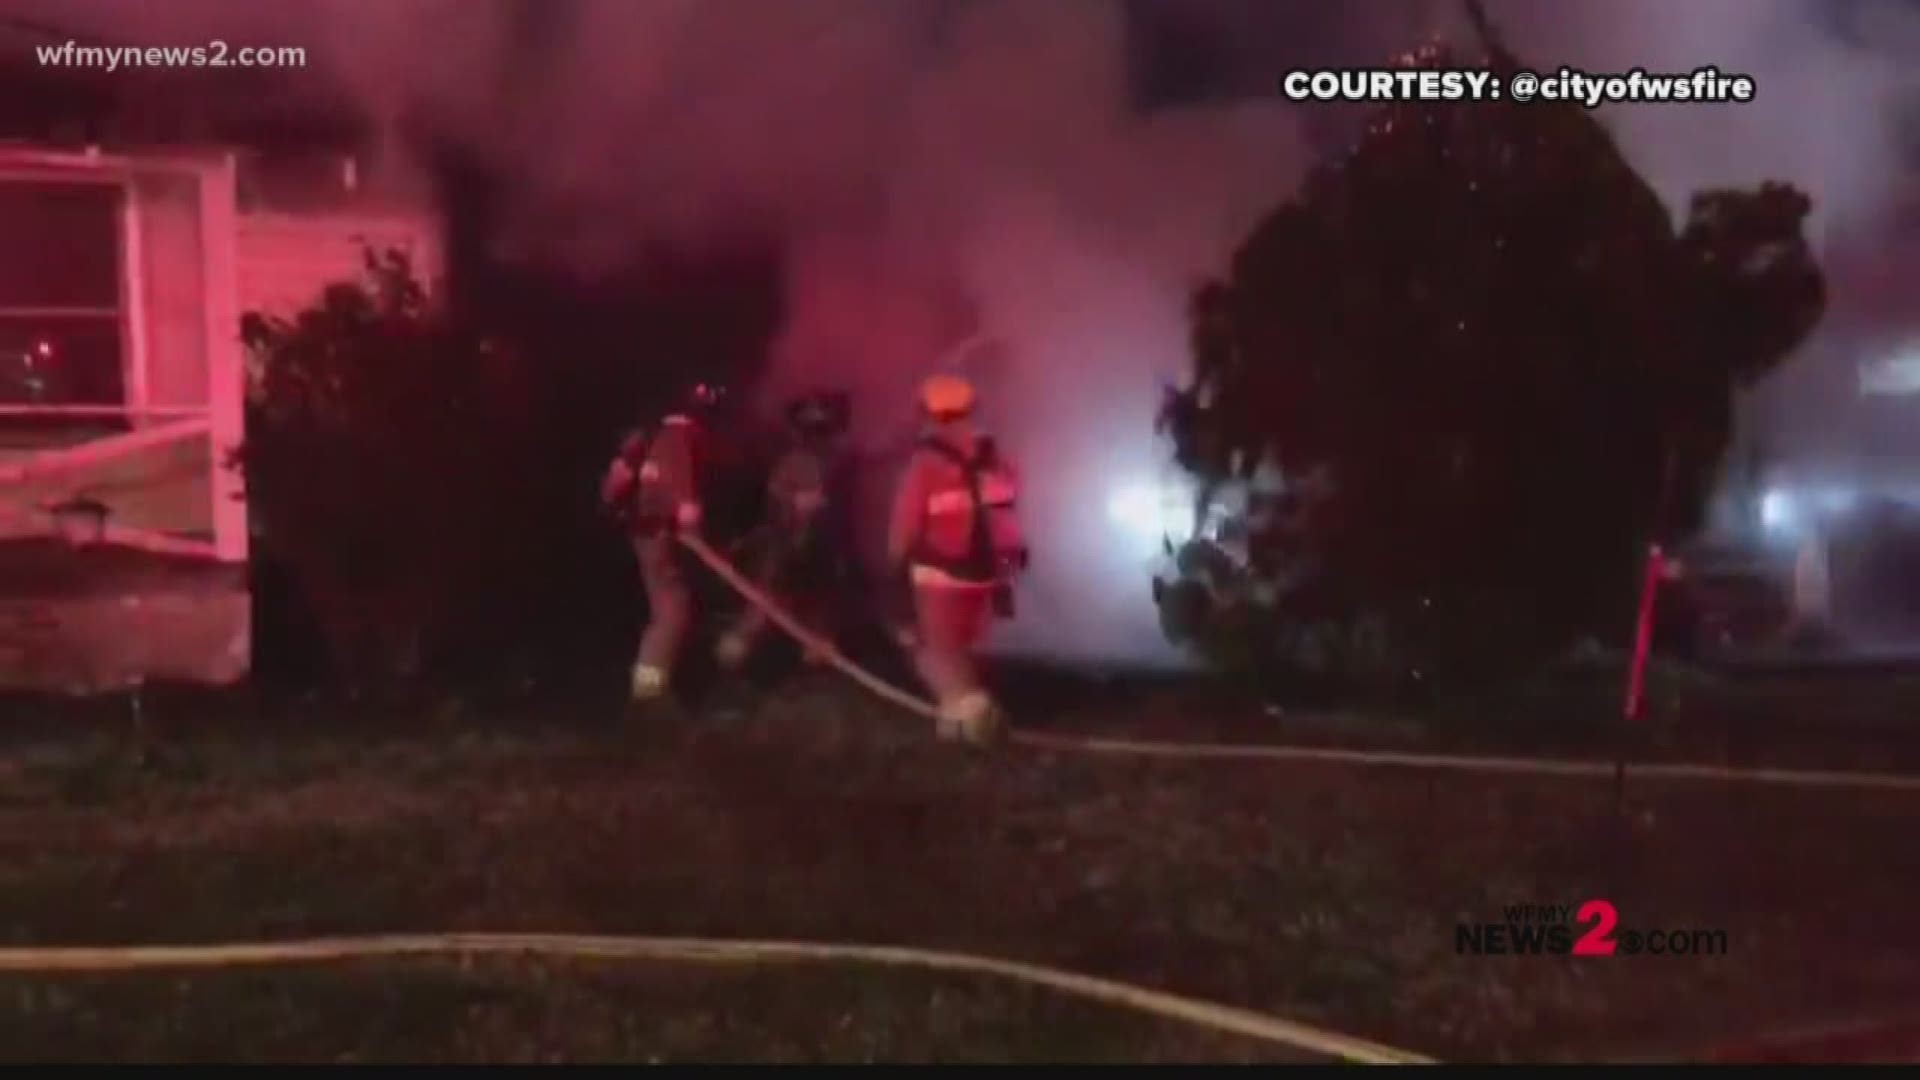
[681,380,729,418]
[786,390,850,437]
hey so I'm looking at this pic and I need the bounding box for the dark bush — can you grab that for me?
[236,251,542,685]
[237,245,785,691]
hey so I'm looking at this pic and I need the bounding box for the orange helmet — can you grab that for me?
[919,374,976,420]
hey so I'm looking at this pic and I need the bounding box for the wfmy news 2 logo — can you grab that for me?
[1456,900,1729,957]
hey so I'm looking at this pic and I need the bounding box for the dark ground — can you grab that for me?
[2,665,1919,1062]
[0,957,1306,1064]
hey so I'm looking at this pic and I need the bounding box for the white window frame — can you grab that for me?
[0,168,137,421]
[0,148,247,563]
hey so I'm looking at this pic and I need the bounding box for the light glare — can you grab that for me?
[1106,481,1192,544]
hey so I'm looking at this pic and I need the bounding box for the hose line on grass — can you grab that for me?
[0,931,1434,1064]
[679,534,1920,794]
[680,533,942,723]
[1012,732,1920,791]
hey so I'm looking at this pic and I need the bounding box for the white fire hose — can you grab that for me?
[679,532,942,723]
[677,534,1920,794]
[0,933,1431,1063]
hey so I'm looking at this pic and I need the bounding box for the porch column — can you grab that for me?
[197,153,248,564]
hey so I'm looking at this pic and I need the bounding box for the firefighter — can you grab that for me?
[601,381,725,704]
[715,390,855,672]
[886,373,1029,743]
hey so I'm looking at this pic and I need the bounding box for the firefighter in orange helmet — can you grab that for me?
[886,373,1029,743]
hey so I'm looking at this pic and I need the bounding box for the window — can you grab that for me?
[0,180,126,411]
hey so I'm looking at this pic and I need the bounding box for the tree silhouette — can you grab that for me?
[1157,9,1825,692]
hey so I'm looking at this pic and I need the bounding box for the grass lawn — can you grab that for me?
[1023,660,1920,773]
[2,670,1919,1062]
[0,958,1305,1063]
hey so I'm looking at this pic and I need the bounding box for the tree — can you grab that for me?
[1156,16,1825,693]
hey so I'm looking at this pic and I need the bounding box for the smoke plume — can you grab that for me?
[10,0,1919,661]
[5,0,1319,665]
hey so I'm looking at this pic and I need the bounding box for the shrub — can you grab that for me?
[1156,15,1824,695]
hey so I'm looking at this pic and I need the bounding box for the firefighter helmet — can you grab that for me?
[786,390,850,437]
[919,374,976,420]
[685,380,728,414]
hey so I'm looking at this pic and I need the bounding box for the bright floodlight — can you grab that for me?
[1760,488,1794,535]
[1106,481,1192,544]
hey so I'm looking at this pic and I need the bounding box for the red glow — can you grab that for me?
[34,340,53,358]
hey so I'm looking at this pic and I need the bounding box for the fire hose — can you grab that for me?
[0,932,1431,1064]
[676,534,1920,793]
[679,532,942,723]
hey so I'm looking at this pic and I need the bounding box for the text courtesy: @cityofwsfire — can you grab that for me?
[36,40,309,73]
[1279,67,1756,108]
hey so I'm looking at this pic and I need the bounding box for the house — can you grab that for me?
[1691,175,1920,649]
[0,36,443,693]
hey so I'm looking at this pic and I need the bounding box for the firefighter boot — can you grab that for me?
[937,690,1004,746]
[630,662,670,703]
[715,631,752,672]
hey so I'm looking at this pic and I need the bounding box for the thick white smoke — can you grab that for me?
[747,3,1308,665]
[11,0,1918,661]
[6,0,1309,665]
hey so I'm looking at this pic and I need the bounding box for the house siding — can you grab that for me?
[1,144,441,694]
[237,211,442,322]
